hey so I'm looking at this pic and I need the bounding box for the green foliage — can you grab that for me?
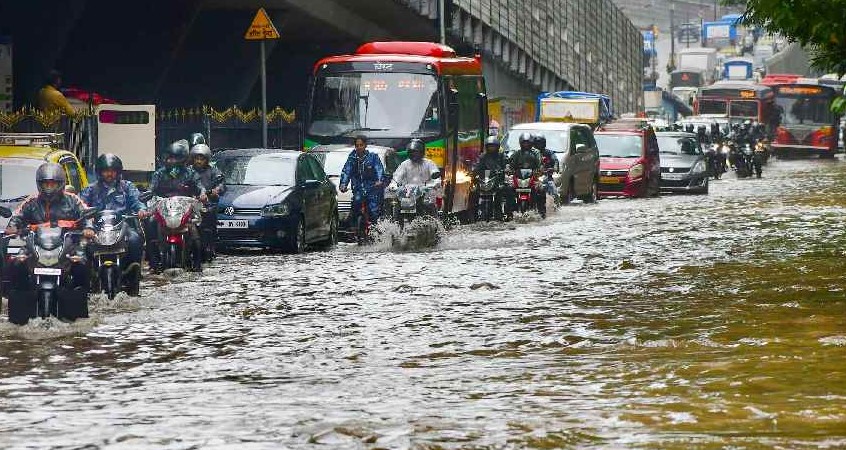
[722,0,846,113]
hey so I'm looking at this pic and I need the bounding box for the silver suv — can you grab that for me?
[502,122,601,204]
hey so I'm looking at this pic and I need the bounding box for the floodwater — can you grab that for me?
[2,158,846,449]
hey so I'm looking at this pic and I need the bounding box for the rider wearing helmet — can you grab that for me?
[533,134,559,208]
[472,136,508,220]
[149,140,207,272]
[339,135,386,225]
[390,139,441,189]
[4,163,94,294]
[190,143,225,261]
[507,132,545,218]
[80,154,147,286]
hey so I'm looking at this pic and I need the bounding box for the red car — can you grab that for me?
[594,124,661,198]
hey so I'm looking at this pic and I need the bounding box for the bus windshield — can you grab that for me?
[776,96,833,125]
[699,99,727,115]
[729,100,759,118]
[308,72,441,138]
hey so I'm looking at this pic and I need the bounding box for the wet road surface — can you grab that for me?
[2,158,846,449]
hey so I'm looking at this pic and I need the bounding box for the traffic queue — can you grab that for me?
[0,40,816,326]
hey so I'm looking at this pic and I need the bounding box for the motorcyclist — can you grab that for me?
[389,139,441,216]
[473,136,508,220]
[4,163,94,294]
[148,141,207,272]
[80,154,147,280]
[507,132,545,218]
[533,134,560,201]
[339,135,385,225]
[190,143,225,261]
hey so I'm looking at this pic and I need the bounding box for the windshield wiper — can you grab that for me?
[340,127,389,136]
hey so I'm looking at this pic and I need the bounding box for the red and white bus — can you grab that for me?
[305,41,488,220]
[770,83,840,158]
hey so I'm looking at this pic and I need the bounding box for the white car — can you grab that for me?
[309,145,393,236]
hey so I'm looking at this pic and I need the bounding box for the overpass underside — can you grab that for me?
[0,0,641,114]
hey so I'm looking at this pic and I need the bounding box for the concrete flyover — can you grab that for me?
[1,0,642,117]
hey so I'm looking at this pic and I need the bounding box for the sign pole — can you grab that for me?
[244,7,280,149]
[261,39,267,148]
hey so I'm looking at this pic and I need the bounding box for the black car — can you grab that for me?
[213,149,338,253]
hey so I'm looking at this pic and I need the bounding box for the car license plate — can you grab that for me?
[218,220,249,229]
[34,267,62,276]
[600,176,622,184]
[662,173,685,180]
[6,247,19,255]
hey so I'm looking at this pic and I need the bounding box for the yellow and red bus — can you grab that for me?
[770,83,841,158]
[305,41,487,219]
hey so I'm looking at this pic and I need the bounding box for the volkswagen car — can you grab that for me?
[656,131,709,194]
[214,149,337,253]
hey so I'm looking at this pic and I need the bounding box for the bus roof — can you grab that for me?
[759,73,802,86]
[312,41,482,75]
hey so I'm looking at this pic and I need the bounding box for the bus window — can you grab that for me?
[699,99,727,115]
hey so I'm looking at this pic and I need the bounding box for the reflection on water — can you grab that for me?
[2,159,846,448]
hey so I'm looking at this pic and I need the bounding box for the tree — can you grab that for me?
[724,0,846,111]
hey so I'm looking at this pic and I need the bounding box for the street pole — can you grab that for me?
[260,39,268,148]
[670,1,675,73]
[439,0,446,45]
[714,0,718,21]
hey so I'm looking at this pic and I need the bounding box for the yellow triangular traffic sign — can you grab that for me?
[245,8,280,40]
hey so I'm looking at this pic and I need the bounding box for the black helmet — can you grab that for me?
[35,162,67,200]
[533,134,547,149]
[518,132,533,148]
[189,132,206,147]
[190,144,212,160]
[163,140,190,168]
[95,153,123,177]
[408,139,425,162]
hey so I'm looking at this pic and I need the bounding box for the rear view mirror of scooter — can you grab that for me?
[0,206,11,218]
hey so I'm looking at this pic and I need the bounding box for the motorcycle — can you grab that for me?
[735,144,754,178]
[199,203,217,262]
[352,186,375,246]
[512,168,541,215]
[752,144,765,178]
[6,208,97,325]
[473,169,505,222]
[90,210,141,299]
[389,177,441,249]
[151,196,201,271]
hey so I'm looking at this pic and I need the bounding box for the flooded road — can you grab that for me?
[3,158,846,449]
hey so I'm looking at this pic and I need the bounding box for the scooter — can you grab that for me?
[6,207,97,325]
[90,210,140,299]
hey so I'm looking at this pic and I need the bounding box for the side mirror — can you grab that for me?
[448,89,459,128]
[431,171,441,180]
[574,144,588,153]
[0,206,11,218]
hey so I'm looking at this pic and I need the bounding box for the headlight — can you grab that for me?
[262,202,290,217]
[36,247,62,266]
[96,229,122,246]
[690,160,706,174]
[628,163,644,179]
